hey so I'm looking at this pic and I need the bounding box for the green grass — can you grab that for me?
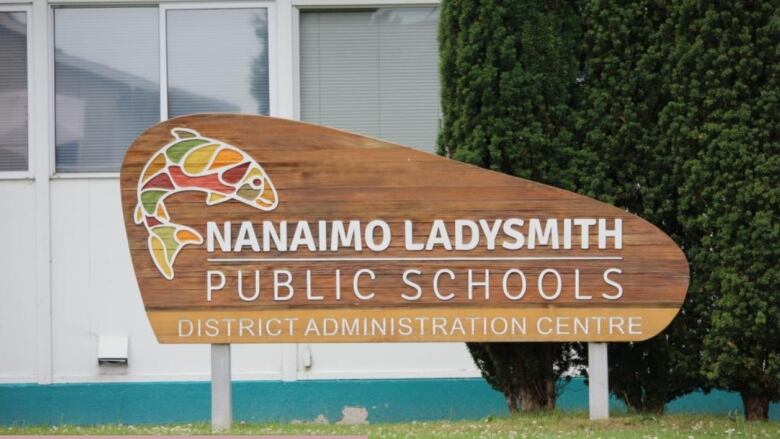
[3,412,779,438]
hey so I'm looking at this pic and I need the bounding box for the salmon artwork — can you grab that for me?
[134,128,278,280]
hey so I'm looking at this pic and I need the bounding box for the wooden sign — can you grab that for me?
[120,114,689,343]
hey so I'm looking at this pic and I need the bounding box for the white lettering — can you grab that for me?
[455,220,480,250]
[602,268,623,300]
[598,218,622,249]
[538,268,562,300]
[365,220,391,251]
[433,269,456,301]
[502,269,527,300]
[401,269,422,301]
[207,221,231,252]
[206,270,226,301]
[528,218,559,249]
[274,270,294,301]
[353,269,376,300]
[404,220,424,251]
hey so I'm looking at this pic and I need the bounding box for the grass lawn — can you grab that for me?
[2,412,779,438]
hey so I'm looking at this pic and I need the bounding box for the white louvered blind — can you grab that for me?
[54,7,159,173]
[299,8,441,153]
[0,12,28,172]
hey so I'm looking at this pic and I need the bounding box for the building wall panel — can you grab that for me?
[0,180,38,383]
[50,179,285,382]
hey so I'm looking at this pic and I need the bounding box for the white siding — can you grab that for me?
[48,179,284,382]
[0,181,37,383]
[299,343,478,380]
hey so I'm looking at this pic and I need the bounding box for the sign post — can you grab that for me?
[588,342,609,420]
[120,114,689,424]
[210,344,232,431]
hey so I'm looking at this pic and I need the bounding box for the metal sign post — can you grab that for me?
[588,342,609,420]
[211,344,232,431]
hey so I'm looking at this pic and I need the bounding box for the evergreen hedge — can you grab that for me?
[439,0,779,419]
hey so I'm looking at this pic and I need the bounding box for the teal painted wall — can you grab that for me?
[0,378,778,425]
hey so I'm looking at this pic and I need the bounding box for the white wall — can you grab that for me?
[299,343,479,380]
[48,178,285,382]
[0,181,38,383]
[0,177,476,384]
[41,178,477,383]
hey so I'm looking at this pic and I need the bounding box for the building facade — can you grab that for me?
[1,0,776,424]
[0,0,502,423]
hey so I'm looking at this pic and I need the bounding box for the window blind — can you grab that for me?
[54,7,159,173]
[0,12,28,172]
[299,8,441,153]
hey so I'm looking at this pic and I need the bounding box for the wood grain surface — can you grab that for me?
[120,114,689,343]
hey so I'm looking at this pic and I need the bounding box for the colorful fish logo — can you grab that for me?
[134,128,278,280]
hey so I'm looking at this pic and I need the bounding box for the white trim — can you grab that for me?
[271,1,298,379]
[291,3,300,120]
[46,0,54,177]
[42,370,476,384]
[158,1,167,121]
[48,0,207,3]
[293,0,439,6]
[267,1,279,118]
[159,0,276,9]
[49,371,283,384]
[0,369,479,385]
[31,0,53,385]
[275,0,294,119]
[298,369,481,380]
[267,1,279,117]
[0,375,38,384]
[51,172,120,179]
[0,4,34,179]
[24,2,34,179]
[0,171,34,180]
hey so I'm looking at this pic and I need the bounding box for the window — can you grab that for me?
[299,8,440,153]
[53,4,273,173]
[54,7,160,173]
[166,7,270,117]
[0,10,29,173]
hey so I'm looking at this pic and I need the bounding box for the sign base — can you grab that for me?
[211,344,232,431]
[588,342,609,420]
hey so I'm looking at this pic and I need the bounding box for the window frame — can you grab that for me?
[0,4,34,179]
[291,0,442,376]
[291,2,440,139]
[159,1,278,121]
[50,1,278,177]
